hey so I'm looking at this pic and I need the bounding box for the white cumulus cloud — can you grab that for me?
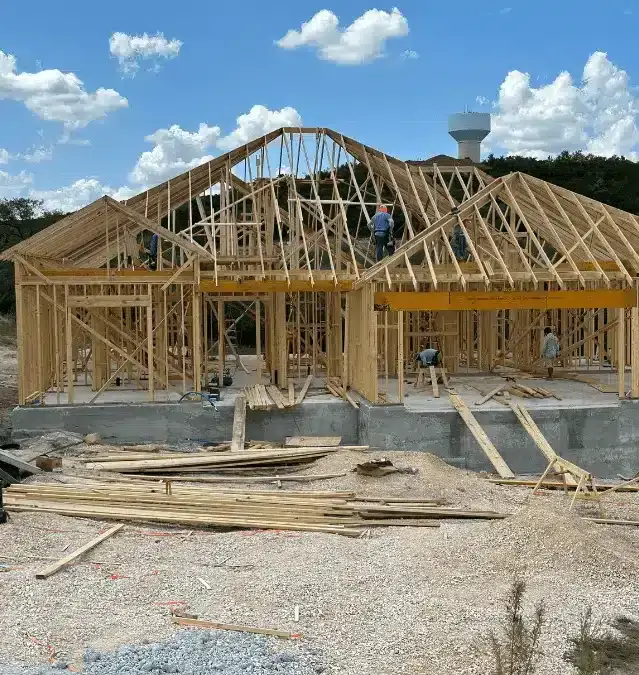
[128,123,221,186]
[217,105,302,151]
[109,32,182,76]
[0,170,33,198]
[0,50,128,129]
[30,179,135,213]
[488,51,639,159]
[276,7,409,65]
[0,149,9,164]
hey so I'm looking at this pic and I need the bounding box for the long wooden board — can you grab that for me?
[508,403,579,484]
[449,392,514,478]
[376,288,636,311]
[230,395,246,452]
[285,436,342,447]
[172,616,301,638]
[294,375,313,405]
[35,523,124,578]
[429,366,440,398]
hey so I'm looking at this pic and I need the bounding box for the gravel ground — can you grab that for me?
[2,449,639,674]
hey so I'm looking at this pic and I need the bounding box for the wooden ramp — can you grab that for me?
[508,402,603,512]
[448,391,514,478]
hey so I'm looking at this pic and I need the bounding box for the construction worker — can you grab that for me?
[368,205,395,262]
[415,347,442,369]
[147,233,159,270]
[541,326,560,379]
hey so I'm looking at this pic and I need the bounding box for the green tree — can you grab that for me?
[0,198,65,313]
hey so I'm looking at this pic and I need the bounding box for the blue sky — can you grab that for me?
[1,0,638,211]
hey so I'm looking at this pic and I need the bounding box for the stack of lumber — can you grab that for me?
[243,384,285,411]
[2,482,508,535]
[244,375,315,411]
[507,383,560,400]
[82,447,342,474]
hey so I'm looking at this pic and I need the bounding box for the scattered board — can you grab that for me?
[35,523,124,579]
[449,391,514,479]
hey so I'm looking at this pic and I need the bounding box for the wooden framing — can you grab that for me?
[4,127,639,406]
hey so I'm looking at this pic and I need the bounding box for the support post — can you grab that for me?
[147,283,154,401]
[217,299,224,387]
[632,306,639,399]
[618,307,626,398]
[255,299,262,383]
[398,310,404,403]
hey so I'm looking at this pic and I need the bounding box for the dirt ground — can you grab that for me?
[1,342,639,674]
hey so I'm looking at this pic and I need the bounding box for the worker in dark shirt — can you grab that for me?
[148,233,159,270]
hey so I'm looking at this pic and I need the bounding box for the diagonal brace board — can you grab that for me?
[449,391,514,478]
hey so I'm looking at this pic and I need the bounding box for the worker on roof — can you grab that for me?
[450,221,468,260]
[368,204,395,262]
[147,233,159,270]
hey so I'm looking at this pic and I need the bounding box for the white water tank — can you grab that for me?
[448,112,491,163]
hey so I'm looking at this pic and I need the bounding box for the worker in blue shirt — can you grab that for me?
[368,205,395,262]
[415,348,442,368]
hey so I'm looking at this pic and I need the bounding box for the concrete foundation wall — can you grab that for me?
[12,399,639,478]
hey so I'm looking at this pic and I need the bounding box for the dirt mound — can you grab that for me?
[304,450,528,510]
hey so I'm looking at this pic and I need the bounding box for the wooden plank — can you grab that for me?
[632,307,639,399]
[230,395,246,452]
[266,385,286,410]
[508,403,557,464]
[375,289,636,312]
[475,383,506,405]
[429,366,440,398]
[287,382,295,407]
[68,295,151,308]
[172,616,301,639]
[0,451,41,475]
[200,280,353,293]
[285,436,342,447]
[35,523,123,578]
[294,375,313,405]
[448,392,514,478]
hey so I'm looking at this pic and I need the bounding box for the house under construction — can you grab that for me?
[3,126,639,411]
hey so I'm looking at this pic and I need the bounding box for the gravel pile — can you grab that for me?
[0,630,325,674]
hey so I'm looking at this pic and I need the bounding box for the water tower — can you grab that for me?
[448,112,491,163]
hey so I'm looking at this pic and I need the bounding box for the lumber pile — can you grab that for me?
[244,375,315,411]
[476,381,561,405]
[83,447,342,474]
[3,482,507,536]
